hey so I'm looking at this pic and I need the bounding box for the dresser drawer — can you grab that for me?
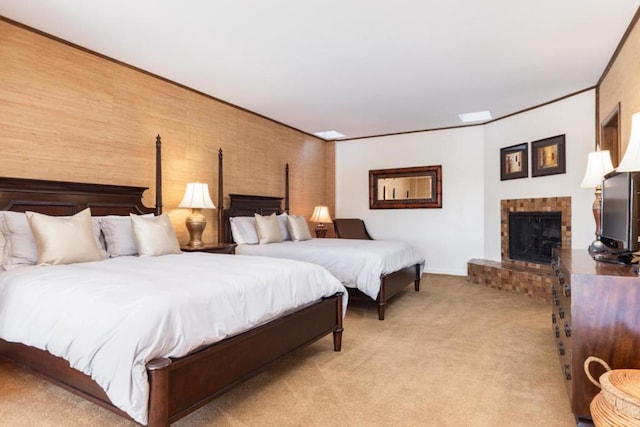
[551,248,640,424]
[551,256,574,400]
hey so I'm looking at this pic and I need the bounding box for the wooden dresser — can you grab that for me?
[551,249,640,425]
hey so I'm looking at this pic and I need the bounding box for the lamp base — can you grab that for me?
[315,224,327,238]
[592,186,602,239]
[185,210,207,248]
[588,239,608,255]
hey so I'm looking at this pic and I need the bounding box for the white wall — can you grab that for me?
[483,90,596,260]
[335,90,596,276]
[335,126,485,275]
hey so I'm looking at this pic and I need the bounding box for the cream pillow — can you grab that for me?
[26,208,103,265]
[130,213,181,256]
[287,215,312,242]
[254,213,282,244]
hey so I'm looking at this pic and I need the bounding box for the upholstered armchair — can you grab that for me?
[332,218,373,240]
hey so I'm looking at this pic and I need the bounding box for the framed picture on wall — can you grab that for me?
[531,134,566,177]
[500,143,528,180]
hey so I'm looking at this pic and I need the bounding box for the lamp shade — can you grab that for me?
[178,183,216,209]
[580,150,614,188]
[617,112,640,172]
[309,205,332,223]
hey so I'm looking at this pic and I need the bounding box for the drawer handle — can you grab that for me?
[558,342,565,356]
[564,363,572,380]
[551,287,557,297]
[554,296,560,306]
[558,307,565,319]
[552,313,557,324]
[558,274,565,285]
[564,323,572,337]
[563,284,571,297]
[555,325,560,338]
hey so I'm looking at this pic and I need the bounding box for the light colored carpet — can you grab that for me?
[0,274,575,426]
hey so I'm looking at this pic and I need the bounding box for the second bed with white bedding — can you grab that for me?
[236,238,425,300]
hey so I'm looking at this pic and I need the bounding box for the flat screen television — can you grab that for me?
[599,171,639,254]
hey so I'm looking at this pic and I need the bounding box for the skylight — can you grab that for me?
[314,130,346,140]
[458,111,492,123]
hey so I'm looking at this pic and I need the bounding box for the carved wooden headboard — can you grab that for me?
[0,135,163,216]
[221,194,284,243]
[217,149,290,243]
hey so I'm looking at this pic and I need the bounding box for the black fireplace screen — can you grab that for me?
[509,211,561,264]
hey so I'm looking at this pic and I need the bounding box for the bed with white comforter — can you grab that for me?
[0,252,347,425]
[236,238,425,300]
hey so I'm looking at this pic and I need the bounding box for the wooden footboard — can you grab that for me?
[0,293,344,426]
[347,264,421,320]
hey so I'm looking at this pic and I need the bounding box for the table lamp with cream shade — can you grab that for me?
[580,150,614,253]
[178,182,216,248]
[616,112,640,172]
[309,204,332,238]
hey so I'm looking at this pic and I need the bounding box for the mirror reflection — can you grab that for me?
[369,165,442,209]
[377,176,432,200]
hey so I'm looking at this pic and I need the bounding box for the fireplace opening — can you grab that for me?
[509,212,561,264]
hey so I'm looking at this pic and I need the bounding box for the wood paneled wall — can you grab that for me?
[0,19,335,243]
[598,10,640,154]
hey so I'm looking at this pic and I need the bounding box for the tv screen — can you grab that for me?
[600,171,638,252]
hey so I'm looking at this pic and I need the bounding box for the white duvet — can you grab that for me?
[236,238,425,299]
[0,253,347,425]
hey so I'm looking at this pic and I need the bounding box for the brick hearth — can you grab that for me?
[467,196,571,301]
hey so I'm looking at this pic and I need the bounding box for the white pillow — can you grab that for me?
[255,213,282,244]
[26,208,104,265]
[100,214,154,257]
[277,213,291,241]
[0,223,5,269]
[229,216,259,245]
[130,213,181,257]
[287,215,312,241]
[91,217,109,258]
[0,211,38,269]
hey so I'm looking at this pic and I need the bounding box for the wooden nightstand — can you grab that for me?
[180,243,237,254]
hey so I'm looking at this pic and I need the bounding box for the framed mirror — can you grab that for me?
[369,165,442,209]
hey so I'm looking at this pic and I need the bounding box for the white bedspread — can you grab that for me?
[236,238,425,299]
[0,253,347,425]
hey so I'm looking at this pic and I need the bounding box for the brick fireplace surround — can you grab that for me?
[467,197,571,301]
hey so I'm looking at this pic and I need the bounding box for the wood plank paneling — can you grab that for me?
[0,20,333,244]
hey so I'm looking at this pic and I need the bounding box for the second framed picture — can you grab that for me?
[532,134,566,177]
[500,143,528,180]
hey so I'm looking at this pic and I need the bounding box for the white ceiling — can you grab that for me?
[1,1,639,140]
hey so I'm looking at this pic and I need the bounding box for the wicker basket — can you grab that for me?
[585,356,640,426]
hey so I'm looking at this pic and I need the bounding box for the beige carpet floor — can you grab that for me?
[0,274,575,426]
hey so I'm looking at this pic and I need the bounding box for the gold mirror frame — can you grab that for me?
[369,165,442,209]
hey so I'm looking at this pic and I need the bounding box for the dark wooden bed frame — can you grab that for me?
[0,136,344,426]
[217,150,420,320]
